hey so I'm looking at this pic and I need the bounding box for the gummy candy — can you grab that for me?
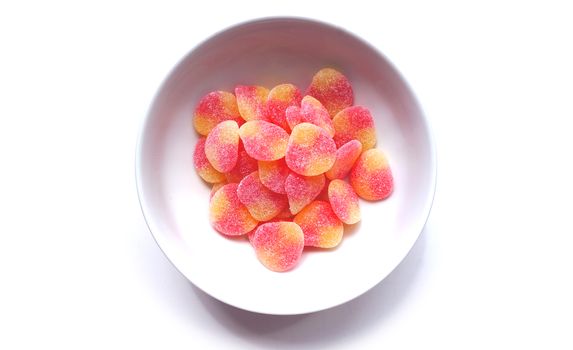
[266,84,302,130]
[258,158,290,194]
[193,91,242,135]
[235,85,269,121]
[193,137,226,183]
[204,120,240,173]
[285,96,335,137]
[210,183,258,236]
[332,106,376,150]
[325,140,363,180]
[350,148,393,200]
[306,68,353,117]
[237,171,288,221]
[239,120,289,161]
[328,179,361,224]
[250,221,304,272]
[293,200,343,248]
[285,172,325,215]
[225,143,258,183]
[285,123,336,176]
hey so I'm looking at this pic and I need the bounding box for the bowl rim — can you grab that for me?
[134,16,437,315]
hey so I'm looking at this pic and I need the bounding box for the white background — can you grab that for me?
[1,1,572,348]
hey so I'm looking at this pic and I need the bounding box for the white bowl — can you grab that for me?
[136,17,436,315]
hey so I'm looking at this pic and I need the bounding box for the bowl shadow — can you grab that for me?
[191,226,428,347]
[138,211,429,347]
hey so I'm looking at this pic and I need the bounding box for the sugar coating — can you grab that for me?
[246,216,290,244]
[193,91,242,135]
[210,182,226,199]
[285,105,303,131]
[210,183,258,236]
[250,222,304,272]
[332,106,377,150]
[225,143,258,183]
[193,137,226,183]
[285,172,325,215]
[237,171,288,221]
[350,148,394,200]
[285,123,336,176]
[205,120,240,173]
[258,158,290,194]
[306,68,353,117]
[235,85,269,121]
[328,179,361,224]
[266,84,302,130]
[286,96,335,137]
[325,140,363,180]
[293,200,343,248]
[239,120,289,161]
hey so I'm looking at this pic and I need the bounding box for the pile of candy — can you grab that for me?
[193,68,393,272]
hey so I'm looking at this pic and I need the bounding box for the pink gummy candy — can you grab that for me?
[237,171,288,221]
[266,84,302,130]
[210,183,258,236]
[306,68,353,117]
[239,120,289,161]
[285,123,336,176]
[350,148,394,200]
[285,96,334,137]
[332,106,376,150]
[258,158,290,194]
[325,140,363,180]
[250,222,304,272]
[285,105,303,131]
[193,91,242,136]
[293,200,343,248]
[328,179,361,224]
[205,120,240,173]
[235,85,269,121]
[225,143,258,183]
[285,172,325,215]
[193,137,226,183]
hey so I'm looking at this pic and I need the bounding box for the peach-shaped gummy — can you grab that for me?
[328,179,361,224]
[250,222,304,272]
[332,106,377,150]
[235,85,269,121]
[239,120,289,161]
[237,171,288,221]
[266,84,302,130]
[258,158,290,194]
[225,143,258,183]
[285,172,325,215]
[285,105,303,131]
[325,140,363,180]
[285,123,336,176]
[306,68,353,117]
[350,148,394,200]
[286,96,335,137]
[193,91,242,136]
[293,200,343,248]
[205,120,240,173]
[210,183,258,236]
[193,137,226,183]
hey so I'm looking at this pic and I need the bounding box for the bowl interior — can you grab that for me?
[137,18,435,315]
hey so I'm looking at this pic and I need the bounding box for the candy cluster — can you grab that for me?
[193,68,394,272]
